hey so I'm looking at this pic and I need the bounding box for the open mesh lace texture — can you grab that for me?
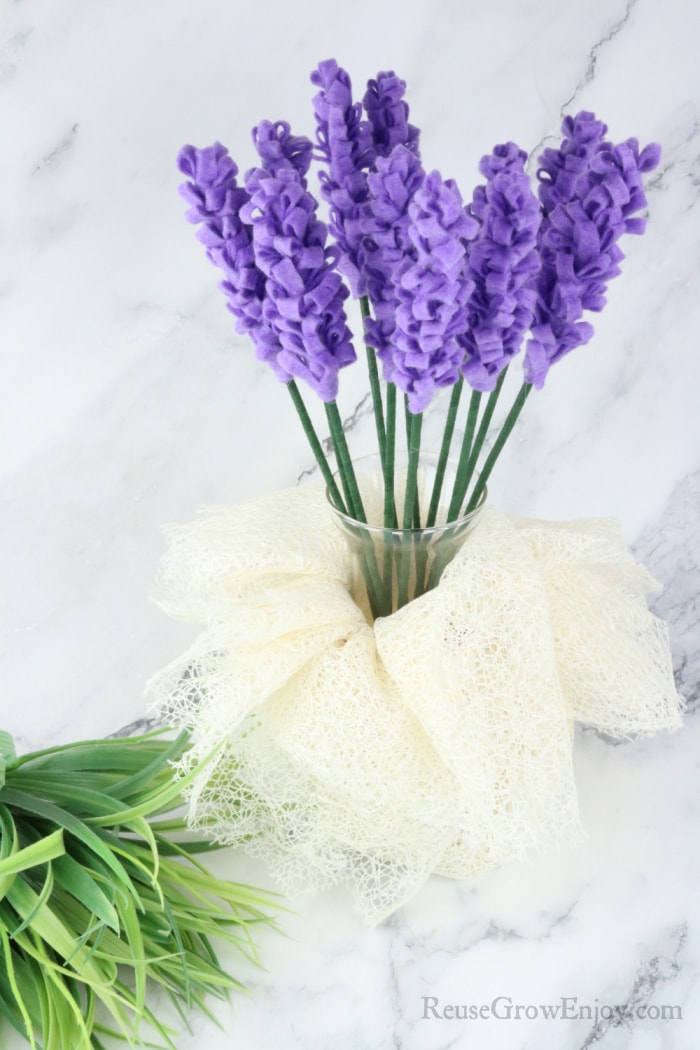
[148,488,682,924]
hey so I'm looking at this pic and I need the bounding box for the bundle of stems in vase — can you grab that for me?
[178,59,660,614]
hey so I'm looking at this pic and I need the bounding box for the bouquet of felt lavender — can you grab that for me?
[149,63,681,923]
[177,59,660,619]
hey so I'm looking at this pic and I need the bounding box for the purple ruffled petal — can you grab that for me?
[242,159,356,402]
[311,59,376,296]
[524,112,660,386]
[252,120,313,178]
[460,143,541,391]
[363,71,421,160]
[389,171,478,412]
[177,142,281,367]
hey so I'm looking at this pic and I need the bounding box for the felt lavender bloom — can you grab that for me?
[177,142,281,369]
[589,137,661,235]
[460,143,541,392]
[252,120,313,178]
[363,71,421,160]
[524,114,660,388]
[361,145,425,363]
[311,59,376,297]
[536,111,609,213]
[178,141,242,221]
[390,171,478,412]
[241,124,356,402]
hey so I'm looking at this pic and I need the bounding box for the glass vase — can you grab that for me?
[327,452,487,622]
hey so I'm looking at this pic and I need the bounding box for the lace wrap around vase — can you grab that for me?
[148,487,682,923]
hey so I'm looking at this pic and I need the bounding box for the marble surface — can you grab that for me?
[2,0,699,1047]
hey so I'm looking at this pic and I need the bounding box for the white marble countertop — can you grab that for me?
[2,0,699,1047]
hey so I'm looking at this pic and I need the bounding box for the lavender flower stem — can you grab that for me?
[325,400,386,619]
[325,401,366,522]
[426,378,463,528]
[403,396,420,526]
[465,382,533,512]
[360,296,387,467]
[399,411,423,606]
[448,390,481,521]
[461,368,508,505]
[384,382,398,529]
[286,381,347,513]
[380,382,398,611]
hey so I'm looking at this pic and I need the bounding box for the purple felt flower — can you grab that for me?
[389,171,478,412]
[177,142,281,369]
[360,145,425,365]
[311,59,376,297]
[251,120,313,178]
[459,143,541,392]
[536,111,609,213]
[240,123,356,401]
[363,71,420,160]
[523,113,661,388]
[478,140,530,180]
[178,141,242,221]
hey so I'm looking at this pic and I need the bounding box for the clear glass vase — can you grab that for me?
[327,452,487,622]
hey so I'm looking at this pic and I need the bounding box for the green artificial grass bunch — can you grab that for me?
[0,728,281,1049]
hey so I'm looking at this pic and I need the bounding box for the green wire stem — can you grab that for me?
[286,381,346,513]
[403,395,420,526]
[426,378,463,528]
[378,383,398,614]
[398,410,423,606]
[465,381,533,512]
[447,389,481,521]
[324,399,385,619]
[457,368,508,509]
[324,401,366,522]
[359,296,387,469]
[384,382,398,529]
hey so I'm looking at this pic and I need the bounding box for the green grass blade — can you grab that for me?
[120,892,147,1029]
[5,772,135,820]
[0,829,64,885]
[11,861,56,937]
[30,936,93,1050]
[0,925,37,1049]
[9,727,173,771]
[85,740,220,828]
[6,877,111,989]
[0,803,19,901]
[0,732,17,791]
[162,895,190,1009]
[0,789,140,902]
[105,731,190,802]
[52,852,120,932]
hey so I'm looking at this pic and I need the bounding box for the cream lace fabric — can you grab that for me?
[148,488,682,923]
